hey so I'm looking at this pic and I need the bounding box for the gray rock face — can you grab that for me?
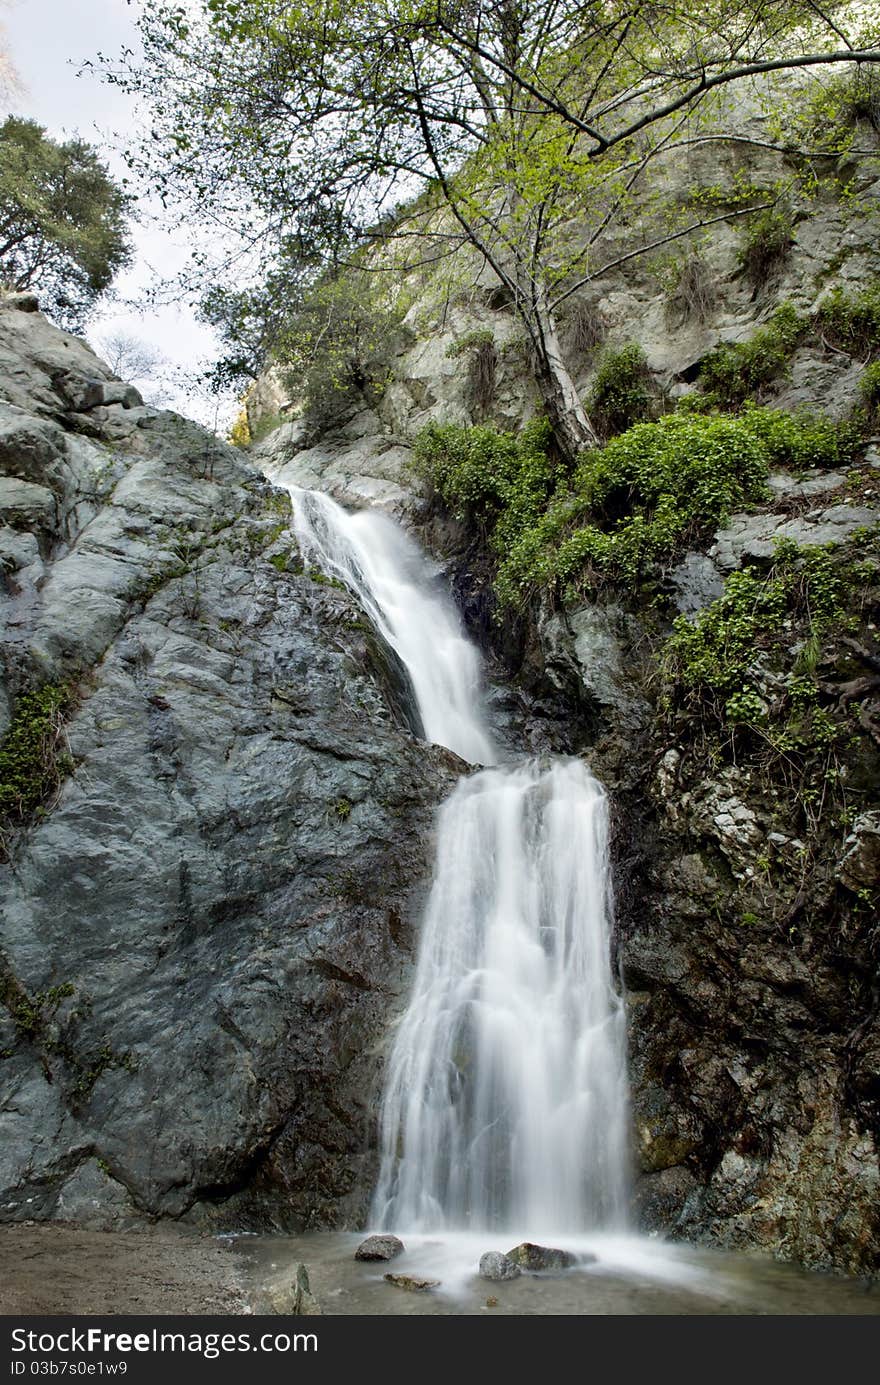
[710,506,877,573]
[478,1251,521,1281]
[354,1234,405,1262]
[0,298,456,1230]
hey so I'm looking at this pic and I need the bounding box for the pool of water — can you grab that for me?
[234,1231,880,1316]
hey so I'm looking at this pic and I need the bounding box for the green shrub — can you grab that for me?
[736,208,794,288]
[699,303,803,406]
[661,539,867,755]
[412,418,557,553]
[817,283,880,358]
[588,344,652,437]
[496,412,769,601]
[858,361,880,421]
[737,406,860,470]
[278,271,408,433]
[0,684,74,833]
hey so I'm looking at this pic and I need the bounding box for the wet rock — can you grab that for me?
[266,1263,322,1316]
[541,603,650,731]
[478,1251,521,1281]
[505,1242,576,1272]
[354,1234,405,1262]
[838,812,880,892]
[669,551,725,615]
[635,1167,700,1233]
[383,1273,440,1292]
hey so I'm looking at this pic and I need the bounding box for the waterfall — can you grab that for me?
[373,760,629,1233]
[288,487,629,1237]
[290,487,495,767]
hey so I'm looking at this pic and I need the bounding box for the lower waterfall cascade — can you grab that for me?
[291,487,630,1238]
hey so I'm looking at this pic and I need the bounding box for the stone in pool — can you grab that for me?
[479,1251,521,1281]
[505,1242,578,1272]
[384,1273,440,1292]
[355,1234,405,1262]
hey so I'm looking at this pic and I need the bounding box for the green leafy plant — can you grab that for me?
[0,685,74,843]
[858,361,880,423]
[736,207,794,289]
[496,411,769,602]
[817,283,880,358]
[699,303,803,406]
[661,538,865,751]
[588,344,653,437]
[413,418,557,554]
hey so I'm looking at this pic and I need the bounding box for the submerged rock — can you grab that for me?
[505,1242,577,1272]
[354,1234,405,1262]
[266,1263,322,1316]
[383,1273,440,1292]
[478,1251,521,1281]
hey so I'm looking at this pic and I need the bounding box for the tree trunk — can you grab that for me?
[529,290,599,464]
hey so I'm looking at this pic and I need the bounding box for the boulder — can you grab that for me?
[478,1251,520,1281]
[354,1234,405,1262]
[505,1242,577,1272]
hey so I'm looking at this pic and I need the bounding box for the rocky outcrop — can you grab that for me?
[0,295,456,1229]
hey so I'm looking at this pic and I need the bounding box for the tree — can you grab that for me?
[0,117,132,332]
[110,1,880,461]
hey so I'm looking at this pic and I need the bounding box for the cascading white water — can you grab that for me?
[373,759,629,1234]
[288,486,629,1238]
[290,487,495,766]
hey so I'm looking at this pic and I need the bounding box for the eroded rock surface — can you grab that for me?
[0,295,455,1230]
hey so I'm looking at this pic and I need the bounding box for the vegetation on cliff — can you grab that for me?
[106,1,880,461]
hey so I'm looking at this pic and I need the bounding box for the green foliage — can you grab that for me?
[280,272,407,432]
[858,361,880,421]
[0,117,131,332]
[816,283,880,358]
[496,412,769,602]
[736,406,860,470]
[699,303,803,406]
[736,207,793,288]
[786,66,880,151]
[661,539,866,755]
[588,344,652,437]
[446,329,495,359]
[412,418,557,554]
[0,685,74,839]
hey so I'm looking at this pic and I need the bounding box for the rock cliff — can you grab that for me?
[0,293,455,1229]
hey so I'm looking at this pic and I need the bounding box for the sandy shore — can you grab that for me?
[0,1225,251,1316]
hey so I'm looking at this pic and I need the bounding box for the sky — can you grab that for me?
[3,0,235,429]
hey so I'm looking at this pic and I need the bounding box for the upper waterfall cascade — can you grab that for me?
[290,486,629,1235]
